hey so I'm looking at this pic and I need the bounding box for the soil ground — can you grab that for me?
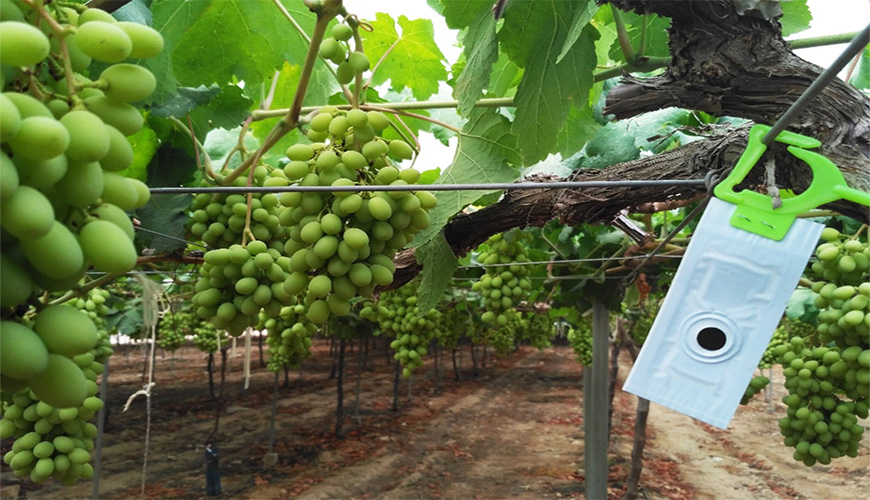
[1,338,867,500]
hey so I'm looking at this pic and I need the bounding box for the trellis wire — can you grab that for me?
[149,179,706,194]
[458,254,684,269]
[761,23,870,146]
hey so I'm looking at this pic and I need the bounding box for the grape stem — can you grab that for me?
[167,116,216,181]
[611,6,638,65]
[350,16,365,109]
[222,5,339,186]
[47,272,124,306]
[23,0,80,102]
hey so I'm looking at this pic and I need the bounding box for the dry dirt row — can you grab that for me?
[1,339,867,499]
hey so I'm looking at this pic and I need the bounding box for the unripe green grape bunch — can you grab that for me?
[740,375,770,405]
[361,281,442,378]
[1,1,158,304]
[567,320,593,367]
[0,305,112,485]
[157,310,193,352]
[771,336,866,466]
[319,22,370,85]
[471,231,534,325]
[514,312,556,351]
[278,105,435,325]
[759,318,812,369]
[809,228,869,350]
[261,303,317,371]
[192,320,228,354]
[187,174,285,249]
[192,240,298,336]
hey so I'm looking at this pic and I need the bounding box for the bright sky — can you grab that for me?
[350,0,870,172]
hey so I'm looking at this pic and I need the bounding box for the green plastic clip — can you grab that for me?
[713,124,870,241]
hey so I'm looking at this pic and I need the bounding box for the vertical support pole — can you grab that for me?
[584,299,609,500]
[91,359,110,500]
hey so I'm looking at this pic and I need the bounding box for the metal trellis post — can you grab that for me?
[584,299,610,499]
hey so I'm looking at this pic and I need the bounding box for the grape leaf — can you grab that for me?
[113,0,153,25]
[118,124,158,182]
[134,194,191,254]
[149,0,316,105]
[512,20,598,164]
[555,104,600,158]
[848,46,870,90]
[607,11,671,62]
[489,52,522,97]
[454,10,499,116]
[779,0,812,37]
[498,0,564,68]
[556,0,599,64]
[415,233,459,314]
[148,85,221,120]
[426,0,493,30]
[412,108,521,247]
[362,13,448,101]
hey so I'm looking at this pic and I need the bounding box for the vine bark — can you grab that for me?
[390,0,870,288]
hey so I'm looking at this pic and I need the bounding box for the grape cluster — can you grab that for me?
[192,320,227,354]
[772,336,866,465]
[471,231,533,325]
[514,312,557,350]
[277,106,435,324]
[261,304,317,371]
[810,228,869,350]
[0,305,112,484]
[156,310,193,352]
[567,320,593,367]
[192,240,296,336]
[1,3,160,301]
[361,283,441,378]
[319,22,370,85]
[70,288,111,326]
[740,375,770,405]
[759,318,812,369]
[188,186,284,249]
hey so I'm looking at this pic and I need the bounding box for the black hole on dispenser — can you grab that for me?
[697,327,726,351]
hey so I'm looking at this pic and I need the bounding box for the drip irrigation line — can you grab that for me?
[458,253,684,269]
[149,179,707,195]
[762,23,870,145]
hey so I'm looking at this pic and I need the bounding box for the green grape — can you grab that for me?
[88,203,135,240]
[34,305,98,357]
[116,22,164,59]
[83,96,142,136]
[74,21,132,63]
[0,185,55,240]
[100,172,140,210]
[0,93,21,143]
[98,64,156,103]
[99,125,134,171]
[0,153,18,199]
[15,154,68,189]
[77,219,138,273]
[20,221,84,279]
[59,110,110,162]
[331,23,353,42]
[347,51,370,73]
[336,61,355,84]
[568,320,593,366]
[2,92,52,119]
[8,116,70,161]
[0,254,34,307]
[77,8,116,25]
[0,321,49,381]
[28,355,88,409]
[55,160,103,207]
[0,21,50,67]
